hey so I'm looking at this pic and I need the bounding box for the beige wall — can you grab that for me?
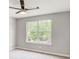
[16,11,70,57]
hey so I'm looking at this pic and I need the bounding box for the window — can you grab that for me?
[26,20,52,45]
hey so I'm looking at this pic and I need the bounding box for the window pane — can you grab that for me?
[26,20,52,45]
[39,20,51,41]
[26,21,38,42]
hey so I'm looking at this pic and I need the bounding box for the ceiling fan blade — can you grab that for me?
[16,11,22,14]
[9,7,21,10]
[20,0,24,10]
[25,7,39,10]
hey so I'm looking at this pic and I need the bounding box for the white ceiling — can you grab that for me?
[9,0,70,18]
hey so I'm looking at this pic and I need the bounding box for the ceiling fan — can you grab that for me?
[9,0,39,14]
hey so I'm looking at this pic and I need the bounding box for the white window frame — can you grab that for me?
[26,19,52,45]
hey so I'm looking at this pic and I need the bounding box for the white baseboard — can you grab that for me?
[15,47,70,58]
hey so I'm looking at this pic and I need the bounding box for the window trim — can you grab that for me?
[25,19,53,45]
